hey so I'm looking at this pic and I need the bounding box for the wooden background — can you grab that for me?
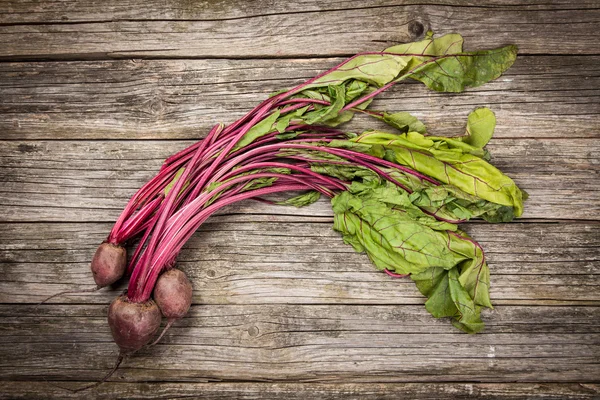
[1,0,599,398]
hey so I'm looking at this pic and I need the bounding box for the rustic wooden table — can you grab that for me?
[1,1,599,399]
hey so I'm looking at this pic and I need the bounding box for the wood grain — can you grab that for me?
[0,303,599,383]
[1,55,598,140]
[0,382,598,400]
[1,221,598,305]
[2,0,599,24]
[0,138,597,222]
[1,4,599,59]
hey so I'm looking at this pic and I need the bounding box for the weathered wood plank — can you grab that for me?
[0,138,597,221]
[1,4,599,58]
[0,382,598,400]
[3,304,599,339]
[1,56,598,140]
[1,221,598,305]
[0,381,600,400]
[0,304,598,383]
[3,0,599,24]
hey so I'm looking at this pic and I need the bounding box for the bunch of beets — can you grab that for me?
[50,32,528,388]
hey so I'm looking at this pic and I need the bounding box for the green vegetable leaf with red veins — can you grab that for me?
[347,130,526,217]
[412,266,485,333]
[344,80,370,102]
[267,33,514,138]
[370,108,493,157]
[276,106,309,134]
[424,107,496,159]
[294,82,373,128]
[307,54,408,89]
[281,143,518,223]
[385,32,465,70]
[331,181,492,332]
[383,166,516,223]
[412,229,492,334]
[293,31,515,97]
[332,181,462,275]
[387,31,518,93]
[310,162,381,184]
[407,183,516,223]
[407,45,518,93]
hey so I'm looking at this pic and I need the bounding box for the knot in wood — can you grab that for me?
[148,95,167,117]
[247,326,259,337]
[409,20,425,38]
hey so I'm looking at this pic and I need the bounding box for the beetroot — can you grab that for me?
[154,268,193,319]
[65,293,162,392]
[108,293,162,354]
[151,268,193,345]
[91,242,127,287]
[39,242,127,304]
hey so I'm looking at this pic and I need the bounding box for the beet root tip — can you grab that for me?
[108,294,162,354]
[91,242,127,287]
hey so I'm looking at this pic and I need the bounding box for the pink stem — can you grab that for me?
[130,183,312,302]
[384,269,409,278]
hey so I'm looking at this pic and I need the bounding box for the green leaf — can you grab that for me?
[345,80,370,102]
[331,181,492,333]
[275,105,309,134]
[234,110,280,150]
[275,131,302,140]
[280,32,515,113]
[302,84,347,125]
[382,111,427,134]
[279,142,521,223]
[347,130,526,217]
[242,176,279,191]
[447,230,492,310]
[332,182,464,275]
[411,267,457,317]
[308,54,408,88]
[310,162,381,184]
[385,31,464,67]
[385,32,518,93]
[268,88,289,98]
[464,107,496,148]
[277,191,321,207]
[322,110,355,127]
[410,227,491,333]
[411,265,485,333]
[405,45,518,92]
[447,267,485,333]
[328,139,386,159]
[164,167,188,197]
[406,183,515,223]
